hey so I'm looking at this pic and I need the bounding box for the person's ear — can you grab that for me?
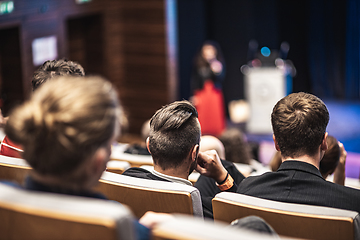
[146,137,151,154]
[191,144,199,163]
[92,148,108,174]
[273,134,280,151]
[321,132,328,151]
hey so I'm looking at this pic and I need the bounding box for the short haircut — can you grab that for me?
[320,135,340,177]
[271,92,329,158]
[6,76,121,181]
[32,59,85,91]
[148,100,200,170]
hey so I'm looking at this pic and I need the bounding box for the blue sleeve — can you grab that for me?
[133,220,151,240]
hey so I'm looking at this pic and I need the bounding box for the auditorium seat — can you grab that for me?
[106,160,131,175]
[111,143,153,167]
[151,214,290,240]
[0,155,30,185]
[0,183,136,240]
[212,192,360,240]
[97,171,203,219]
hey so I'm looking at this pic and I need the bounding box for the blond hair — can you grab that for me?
[6,76,121,179]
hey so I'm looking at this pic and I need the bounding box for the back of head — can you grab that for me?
[5,76,121,180]
[271,92,329,158]
[148,100,200,170]
[219,128,251,164]
[32,59,85,91]
[320,135,340,177]
[200,135,225,159]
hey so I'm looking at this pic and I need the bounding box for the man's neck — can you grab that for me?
[282,154,321,170]
[153,165,189,180]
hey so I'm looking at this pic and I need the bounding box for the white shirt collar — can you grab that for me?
[151,169,193,186]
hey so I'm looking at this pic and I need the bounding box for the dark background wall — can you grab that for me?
[0,0,354,136]
[0,0,174,136]
[178,0,349,115]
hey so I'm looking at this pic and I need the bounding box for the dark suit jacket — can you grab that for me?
[237,160,360,214]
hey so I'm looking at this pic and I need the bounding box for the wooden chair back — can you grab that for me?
[111,143,153,167]
[0,183,136,240]
[0,155,30,185]
[152,214,294,240]
[106,160,131,175]
[212,192,360,240]
[97,171,203,219]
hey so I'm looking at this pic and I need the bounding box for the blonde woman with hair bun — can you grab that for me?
[4,76,160,239]
[6,76,120,193]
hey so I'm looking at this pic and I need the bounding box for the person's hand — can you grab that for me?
[333,142,347,185]
[210,60,223,74]
[195,150,228,183]
[139,211,174,229]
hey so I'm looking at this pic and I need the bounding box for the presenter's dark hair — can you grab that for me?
[148,100,200,170]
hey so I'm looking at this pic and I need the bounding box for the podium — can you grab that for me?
[244,67,286,134]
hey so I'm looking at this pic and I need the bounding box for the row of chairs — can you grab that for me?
[0,154,359,239]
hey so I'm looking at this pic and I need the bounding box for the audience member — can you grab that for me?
[235,92,360,214]
[199,135,225,159]
[320,136,347,185]
[218,128,267,176]
[122,100,245,218]
[4,76,162,240]
[0,59,85,158]
[219,128,251,164]
[124,119,151,155]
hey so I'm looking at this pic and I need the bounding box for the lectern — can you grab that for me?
[244,67,286,134]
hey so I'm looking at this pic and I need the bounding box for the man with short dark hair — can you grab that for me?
[32,59,85,91]
[0,59,85,158]
[123,100,245,218]
[236,92,360,213]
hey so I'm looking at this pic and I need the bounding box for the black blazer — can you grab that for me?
[237,160,360,214]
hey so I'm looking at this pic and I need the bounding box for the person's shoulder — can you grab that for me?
[326,179,360,194]
[220,159,245,183]
[123,167,151,177]
[122,167,168,182]
[238,171,275,188]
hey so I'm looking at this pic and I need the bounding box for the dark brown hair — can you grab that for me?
[148,100,200,170]
[271,92,329,158]
[32,59,85,91]
[219,128,251,164]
